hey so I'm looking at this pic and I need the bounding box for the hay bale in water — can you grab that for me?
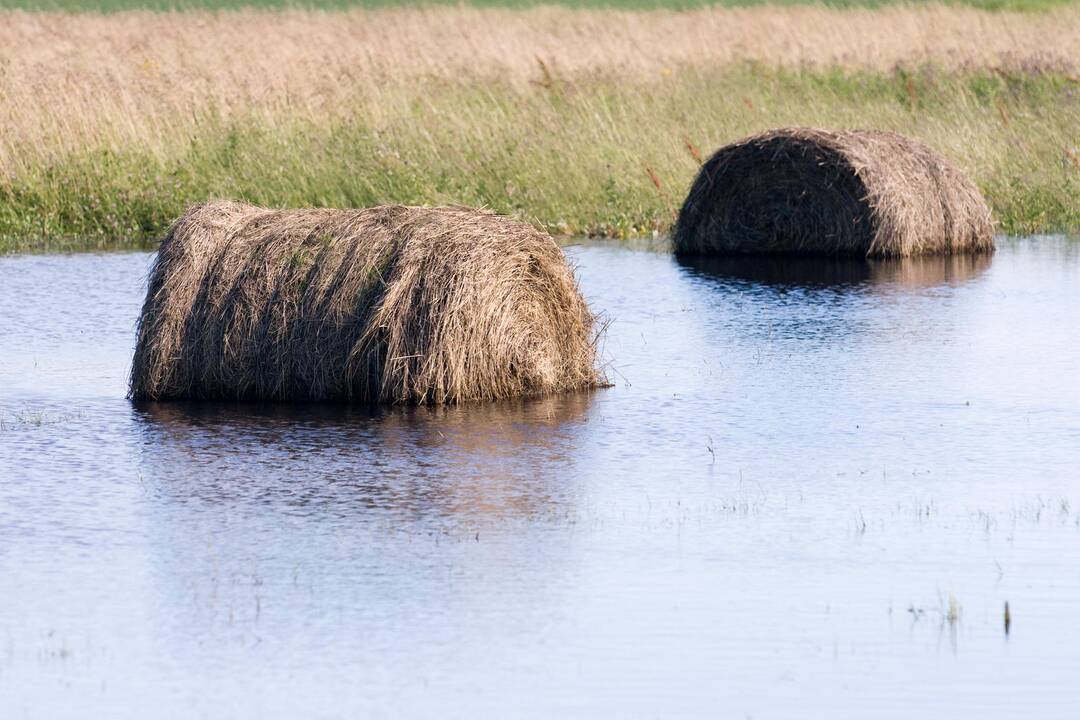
[673,128,994,257]
[130,202,603,404]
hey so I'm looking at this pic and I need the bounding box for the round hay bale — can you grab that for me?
[129,202,604,404]
[673,128,994,257]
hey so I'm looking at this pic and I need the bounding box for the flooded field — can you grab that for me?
[1,238,1079,718]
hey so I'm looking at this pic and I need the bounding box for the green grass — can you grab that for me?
[0,0,1068,12]
[3,64,1078,254]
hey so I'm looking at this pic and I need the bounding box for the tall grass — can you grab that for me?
[1,7,1078,251]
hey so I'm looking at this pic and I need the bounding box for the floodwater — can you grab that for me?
[1,238,1079,718]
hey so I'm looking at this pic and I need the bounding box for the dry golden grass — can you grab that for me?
[2,5,1078,164]
[1,5,1078,247]
[5,6,1079,79]
[674,128,995,256]
[129,201,603,403]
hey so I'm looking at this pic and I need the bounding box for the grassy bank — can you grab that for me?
[1,7,1078,252]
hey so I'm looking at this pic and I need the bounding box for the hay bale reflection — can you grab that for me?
[131,392,596,522]
[676,253,992,291]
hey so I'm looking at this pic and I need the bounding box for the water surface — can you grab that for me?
[1,238,1079,718]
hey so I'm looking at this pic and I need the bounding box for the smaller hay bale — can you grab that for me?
[673,128,994,257]
[129,202,604,404]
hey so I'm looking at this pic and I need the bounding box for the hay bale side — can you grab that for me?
[673,128,994,257]
[129,202,603,404]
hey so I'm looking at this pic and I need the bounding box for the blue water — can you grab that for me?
[1,238,1079,718]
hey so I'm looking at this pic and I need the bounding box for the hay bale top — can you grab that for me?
[674,127,994,257]
[130,202,603,404]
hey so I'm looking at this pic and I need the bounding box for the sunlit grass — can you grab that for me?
[1,5,1078,251]
[2,65,1078,253]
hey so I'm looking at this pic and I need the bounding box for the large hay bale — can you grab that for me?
[673,128,994,257]
[129,202,603,404]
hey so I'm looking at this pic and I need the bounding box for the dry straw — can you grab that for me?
[673,128,994,257]
[130,202,604,403]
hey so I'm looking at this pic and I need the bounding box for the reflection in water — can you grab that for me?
[129,393,600,677]
[676,252,993,291]
[132,392,597,522]
[672,252,994,347]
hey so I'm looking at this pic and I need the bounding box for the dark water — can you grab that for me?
[1,239,1079,718]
